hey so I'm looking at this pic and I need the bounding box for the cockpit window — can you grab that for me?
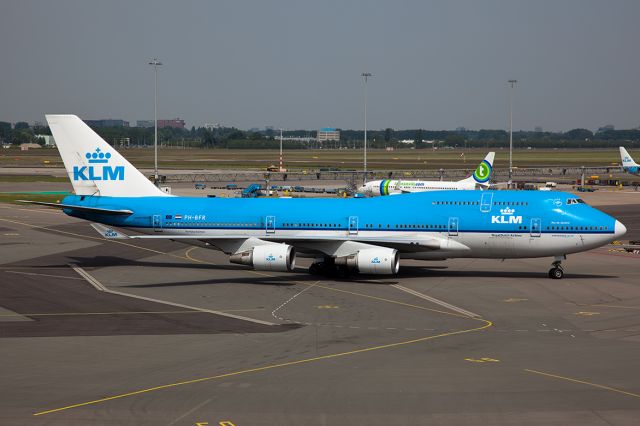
[566,198,585,205]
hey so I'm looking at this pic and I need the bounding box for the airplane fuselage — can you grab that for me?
[62,190,623,260]
[360,179,475,196]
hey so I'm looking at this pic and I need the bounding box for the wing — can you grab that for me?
[89,223,467,257]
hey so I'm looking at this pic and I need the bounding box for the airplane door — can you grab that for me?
[152,214,162,232]
[530,218,541,237]
[265,215,276,234]
[480,192,493,213]
[348,216,358,235]
[448,217,459,236]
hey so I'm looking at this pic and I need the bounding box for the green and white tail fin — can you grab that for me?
[461,152,495,187]
[46,114,168,197]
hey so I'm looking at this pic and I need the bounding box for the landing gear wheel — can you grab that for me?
[548,267,564,279]
[548,256,565,280]
[309,263,323,275]
[336,265,352,279]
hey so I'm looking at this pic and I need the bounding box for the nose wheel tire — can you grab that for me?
[548,257,565,279]
[548,267,564,279]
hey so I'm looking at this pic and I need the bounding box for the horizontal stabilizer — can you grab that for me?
[90,223,129,239]
[18,200,133,216]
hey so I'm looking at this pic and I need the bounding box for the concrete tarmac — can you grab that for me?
[1,202,639,425]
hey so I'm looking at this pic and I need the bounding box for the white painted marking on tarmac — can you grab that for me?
[168,398,213,426]
[270,281,320,322]
[391,284,480,318]
[6,270,85,280]
[68,264,276,326]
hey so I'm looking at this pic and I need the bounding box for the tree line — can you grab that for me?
[1,121,639,149]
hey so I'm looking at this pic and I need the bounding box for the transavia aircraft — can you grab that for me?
[28,115,627,280]
[358,152,495,196]
[620,147,640,176]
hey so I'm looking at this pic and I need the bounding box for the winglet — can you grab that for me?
[90,223,129,239]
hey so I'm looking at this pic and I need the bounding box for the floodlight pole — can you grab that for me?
[508,79,517,189]
[362,72,372,184]
[149,58,162,184]
[279,128,283,172]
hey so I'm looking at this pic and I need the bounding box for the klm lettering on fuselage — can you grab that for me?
[491,207,523,224]
[73,148,124,181]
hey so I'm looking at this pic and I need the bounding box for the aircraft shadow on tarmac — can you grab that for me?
[41,255,615,288]
[394,265,617,280]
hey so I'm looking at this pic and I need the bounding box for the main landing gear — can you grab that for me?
[548,256,566,279]
[309,258,351,278]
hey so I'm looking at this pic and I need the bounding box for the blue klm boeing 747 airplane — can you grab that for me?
[30,115,626,280]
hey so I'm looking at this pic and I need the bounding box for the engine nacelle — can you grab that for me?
[229,244,295,272]
[335,248,399,275]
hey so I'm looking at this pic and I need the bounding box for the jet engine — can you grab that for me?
[229,244,296,272]
[335,248,399,275]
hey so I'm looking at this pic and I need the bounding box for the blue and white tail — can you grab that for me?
[620,147,638,168]
[461,152,495,187]
[46,115,167,197]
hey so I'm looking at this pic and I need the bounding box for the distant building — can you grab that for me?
[317,127,340,142]
[204,123,222,130]
[158,118,186,129]
[85,119,129,127]
[534,126,543,133]
[20,143,41,150]
[112,137,130,147]
[597,124,615,133]
[136,119,186,129]
[136,120,155,128]
[36,134,56,147]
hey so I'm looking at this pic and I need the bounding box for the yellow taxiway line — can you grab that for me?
[34,319,492,416]
[524,369,640,400]
[0,210,492,416]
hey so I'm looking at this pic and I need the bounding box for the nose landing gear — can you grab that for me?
[548,256,566,279]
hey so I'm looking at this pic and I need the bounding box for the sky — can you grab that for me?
[1,0,639,131]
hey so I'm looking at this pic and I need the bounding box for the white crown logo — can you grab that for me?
[500,207,515,215]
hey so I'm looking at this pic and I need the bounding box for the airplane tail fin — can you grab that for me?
[45,115,167,197]
[620,147,638,168]
[461,152,495,187]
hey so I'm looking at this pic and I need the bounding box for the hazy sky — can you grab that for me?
[1,0,639,131]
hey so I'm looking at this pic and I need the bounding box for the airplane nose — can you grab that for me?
[614,220,627,238]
